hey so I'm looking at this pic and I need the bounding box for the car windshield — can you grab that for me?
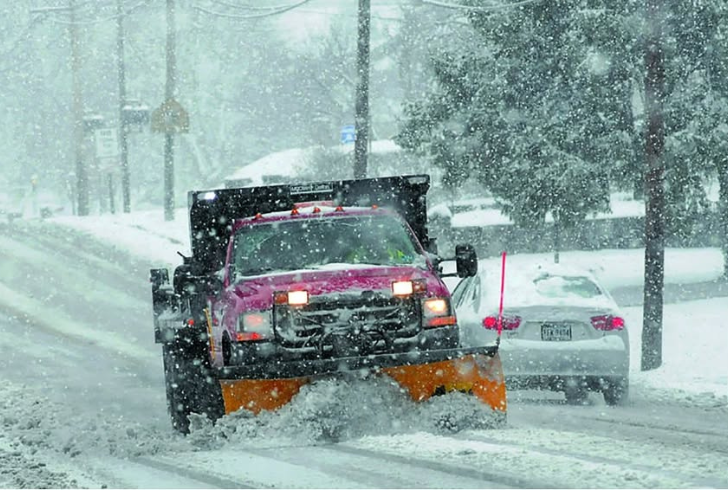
[533,274,602,299]
[232,214,422,277]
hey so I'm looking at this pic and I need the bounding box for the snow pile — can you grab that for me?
[0,380,187,462]
[51,207,190,267]
[188,375,503,449]
[0,444,79,490]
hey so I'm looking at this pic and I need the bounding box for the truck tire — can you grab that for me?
[163,343,225,434]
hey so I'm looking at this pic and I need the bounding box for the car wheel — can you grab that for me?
[603,377,629,406]
[564,387,589,405]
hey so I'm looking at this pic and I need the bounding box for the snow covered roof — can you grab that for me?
[224,140,403,188]
[224,147,317,187]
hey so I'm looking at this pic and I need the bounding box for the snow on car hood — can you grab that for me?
[231,263,446,311]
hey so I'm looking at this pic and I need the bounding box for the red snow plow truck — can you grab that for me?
[150,174,507,433]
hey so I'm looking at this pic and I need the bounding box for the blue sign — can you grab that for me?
[340,125,356,144]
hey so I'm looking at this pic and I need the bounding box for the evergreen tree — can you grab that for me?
[397,0,640,234]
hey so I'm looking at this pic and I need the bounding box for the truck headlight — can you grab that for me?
[236,311,273,341]
[274,290,309,307]
[392,279,426,297]
[422,298,456,328]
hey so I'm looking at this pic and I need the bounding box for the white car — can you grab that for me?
[453,264,630,405]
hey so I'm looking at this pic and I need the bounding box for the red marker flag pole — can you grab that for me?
[497,251,507,344]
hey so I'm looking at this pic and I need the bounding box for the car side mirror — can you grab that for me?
[455,244,478,278]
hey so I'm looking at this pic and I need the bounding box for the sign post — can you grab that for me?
[95,128,119,159]
[94,128,119,214]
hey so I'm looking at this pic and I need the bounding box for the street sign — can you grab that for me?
[341,125,356,144]
[95,128,119,159]
[151,98,190,134]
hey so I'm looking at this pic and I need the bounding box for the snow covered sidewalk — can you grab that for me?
[623,298,728,407]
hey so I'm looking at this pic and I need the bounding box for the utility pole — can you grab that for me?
[70,0,89,216]
[642,0,666,371]
[164,0,176,221]
[353,0,371,179]
[117,0,131,213]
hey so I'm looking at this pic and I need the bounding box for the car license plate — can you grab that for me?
[541,323,572,341]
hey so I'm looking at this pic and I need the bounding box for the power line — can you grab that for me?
[192,0,313,20]
[288,7,404,22]
[421,0,544,10]
[206,0,309,11]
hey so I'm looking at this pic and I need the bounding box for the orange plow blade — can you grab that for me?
[383,352,507,413]
[219,350,506,416]
[220,378,310,414]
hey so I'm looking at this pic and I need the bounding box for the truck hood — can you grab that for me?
[230,264,447,310]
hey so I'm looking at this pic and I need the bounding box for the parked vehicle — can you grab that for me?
[453,264,629,405]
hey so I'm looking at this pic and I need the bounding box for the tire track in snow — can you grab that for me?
[343,431,693,488]
[132,456,256,489]
[328,444,551,488]
[0,231,147,313]
[0,281,154,363]
[510,402,728,457]
[240,444,508,488]
[455,431,728,489]
[0,222,158,363]
[2,221,151,299]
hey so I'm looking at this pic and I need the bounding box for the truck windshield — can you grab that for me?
[232,214,422,277]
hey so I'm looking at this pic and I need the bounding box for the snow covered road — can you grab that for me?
[1,220,727,488]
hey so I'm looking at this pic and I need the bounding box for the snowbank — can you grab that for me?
[623,298,728,405]
[442,191,715,228]
[51,208,190,267]
[479,247,724,291]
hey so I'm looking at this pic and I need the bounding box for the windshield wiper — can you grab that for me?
[239,267,277,276]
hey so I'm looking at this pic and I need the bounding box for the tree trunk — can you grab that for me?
[718,158,728,279]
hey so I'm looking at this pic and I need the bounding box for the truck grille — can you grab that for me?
[273,294,420,358]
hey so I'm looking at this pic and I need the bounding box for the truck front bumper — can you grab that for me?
[217,344,498,380]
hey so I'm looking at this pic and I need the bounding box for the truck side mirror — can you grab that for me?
[455,244,478,278]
